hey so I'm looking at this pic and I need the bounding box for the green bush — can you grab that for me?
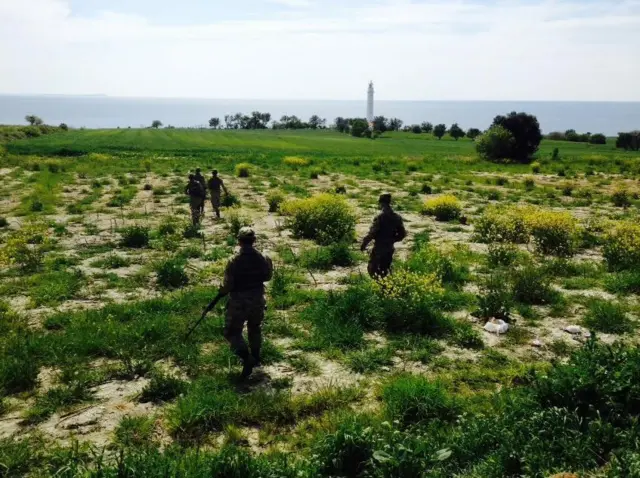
[603,222,640,271]
[140,371,188,403]
[0,331,40,395]
[281,194,355,245]
[422,195,461,222]
[582,299,634,334]
[612,189,631,208]
[226,208,253,237]
[475,125,516,162]
[405,245,469,288]
[381,374,460,425]
[299,242,357,270]
[474,274,513,322]
[114,416,156,448]
[605,271,640,294]
[474,206,529,243]
[511,265,557,305]
[235,163,253,177]
[266,190,285,213]
[526,209,579,257]
[120,225,150,248]
[0,217,7,228]
[487,243,520,267]
[155,256,189,289]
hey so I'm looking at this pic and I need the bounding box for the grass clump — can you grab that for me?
[24,380,92,424]
[235,163,253,178]
[298,242,358,270]
[474,274,513,322]
[90,253,130,269]
[603,221,640,271]
[511,264,557,305]
[582,299,634,334]
[605,270,640,294]
[120,225,150,248]
[114,415,157,448]
[422,195,461,221]
[381,374,459,425]
[346,347,394,374]
[0,217,7,228]
[139,371,188,403]
[283,156,309,167]
[487,243,521,267]
[226,208,253,237]
[281,194,355,245]
[0,222,50,271]
[155,256,189,289]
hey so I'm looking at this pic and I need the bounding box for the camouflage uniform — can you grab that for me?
[220,229,273,366]
[361,195,406,279]
[194,171,207,216]
[207,173,228,218]
[185,178,205,226]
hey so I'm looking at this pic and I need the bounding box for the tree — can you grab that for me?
[59,123,69,131]
[373,116,389,133]
[589,133,607,145]
[476,125,516,162]
[388,118,403,131]
[467,128,481,140]
[491,112,542,162]
[25,115,43,126]
[151,120,163,129]
[350,119,369,138]
[421,122,433,134]
[411,125,422,134]
[433,124,447,140]
[209,117,220,129]
[308,115,326,129]
[449,123,465,141]
[616,132,640,151]
[334,117,349,133]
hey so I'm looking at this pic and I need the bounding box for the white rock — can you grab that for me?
[564,325,582,335]
[484,319,509,335]
[531,339,543,348]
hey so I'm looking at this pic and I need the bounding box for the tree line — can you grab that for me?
[205,113,327,130]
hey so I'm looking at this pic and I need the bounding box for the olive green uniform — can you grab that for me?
[362,208,406,278]
[207,176,227,218]
[220,247,273,363]
[185,181,205,226]
[194,172,207,215]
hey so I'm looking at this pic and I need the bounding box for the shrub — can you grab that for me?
[603,222,640,271]
[511,264,557,304]
[281,194,355,245]
[235,163,253,177]
[491,111,542,162]
[405,244,469,288]
[476,125,516,162]
[381,375,459,425]
[266,190,285,213]
[422,195,461,222]
[309,167,322,179]
[474,206,530,243]
[582,299,634,334]
[474,274,513,321]
[448,123,465,140]
[605,271,640,294]
[283,156,309,168]
[155,256,189,289]
[158,217,181,236]
[616,131,640,151]
[487,243,520,267]
[299,242,357,270]
[0,222,50,271]
[526,209,579,257]
[0,217,7,228]
[467,128,481,140]
[411,125,422,134]
[120,225,150,248]
[433,124,446,139]
[420,183,432,194]
[222,193,239,207]
[531,161,541,173]
[226,208,253,237]
[612,189,631,208]
[590,133,607,145]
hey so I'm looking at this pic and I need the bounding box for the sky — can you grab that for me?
[0,0,639,101]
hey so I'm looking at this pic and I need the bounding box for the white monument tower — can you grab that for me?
[367,81,374,124]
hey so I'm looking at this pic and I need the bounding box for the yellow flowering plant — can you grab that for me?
[603,221,640,271]
[422,195,461,222]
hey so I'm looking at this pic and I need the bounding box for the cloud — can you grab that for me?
[266,0,314,8]
[0,0,638,100]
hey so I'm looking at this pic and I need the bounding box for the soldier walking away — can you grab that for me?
[360,193,407,279]
[185,174,206,226]
[207,170,229,219]
[194,168,207,217]
[203,227,273,378]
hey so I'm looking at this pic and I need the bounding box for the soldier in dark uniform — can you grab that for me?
[185,174,205,226]
[194,168,207,217]
[207,170,229,219]
[360,193,407,279]
[216,227,273,378]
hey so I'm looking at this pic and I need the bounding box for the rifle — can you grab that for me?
[184,291,226,340]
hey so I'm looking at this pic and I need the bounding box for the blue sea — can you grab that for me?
[0,95,638,136]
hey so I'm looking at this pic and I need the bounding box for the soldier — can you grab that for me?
[207,170,229,219]
[203,227,273,378]
[194,168,207,217]
[360,193,407,279]
[185,174,205,226]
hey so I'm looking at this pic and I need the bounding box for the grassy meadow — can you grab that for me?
[1,127,640,476]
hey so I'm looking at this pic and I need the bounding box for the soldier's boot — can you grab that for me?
[238,350,255,379]
[251,347,261,368]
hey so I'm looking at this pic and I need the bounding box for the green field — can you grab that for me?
[1,127,640,476]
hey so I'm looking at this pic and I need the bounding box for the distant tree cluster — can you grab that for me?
[334,117,371,137]
[476,111,542,163]
[546,130,607,145]
[272,115,327,130]
[222,112,272,130]
[616,131,640,151]
[25,115,43,126]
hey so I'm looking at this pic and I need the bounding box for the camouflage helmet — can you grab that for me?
[237,227,256,242]
[378,193,392,204]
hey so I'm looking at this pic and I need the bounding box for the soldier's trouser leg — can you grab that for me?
[211,192,221,218]
[247,300,265,364]
[368,247,394,279]
[224,297,265,363]
[224,313,249,360]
